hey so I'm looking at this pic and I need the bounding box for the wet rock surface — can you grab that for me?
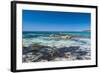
[22,43,90,62]
[49,34,87,40]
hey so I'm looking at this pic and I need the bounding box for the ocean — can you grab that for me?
[23,31,90,38]
[22,31,90,47]
[22,31,91,62]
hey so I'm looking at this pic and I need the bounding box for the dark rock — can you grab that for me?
[23,43,51,54]
[76,56,83,60]
[23,47,33,54]
[23,45,89,62]
[58,46,80,53]
[31,53,43,62]
[75,51,88,56]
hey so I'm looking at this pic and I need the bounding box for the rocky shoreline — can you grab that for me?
[22,43,90,62]
[49,34,87,39]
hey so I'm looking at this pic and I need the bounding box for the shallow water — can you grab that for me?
[22,31,91,62]
[23,31,90,47]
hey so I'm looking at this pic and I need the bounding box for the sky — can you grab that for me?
[22,10,91,31]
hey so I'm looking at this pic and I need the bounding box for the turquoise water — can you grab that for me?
[23,31,90,38]
[22,31,91,48]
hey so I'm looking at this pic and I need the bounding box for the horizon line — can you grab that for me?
[22,30,90,32]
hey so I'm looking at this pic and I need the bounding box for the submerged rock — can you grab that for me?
[23,43,50,54]
[49,34,86,40]
[49,34,73,39]
[29,43,50,50]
